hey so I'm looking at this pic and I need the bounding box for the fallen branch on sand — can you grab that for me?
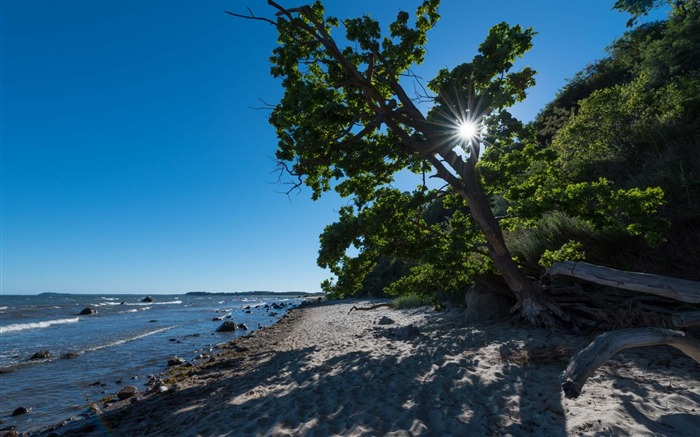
[348,303,391,315]
[561,327,700,399]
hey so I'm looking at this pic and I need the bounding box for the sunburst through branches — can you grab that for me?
[427,84,490,164]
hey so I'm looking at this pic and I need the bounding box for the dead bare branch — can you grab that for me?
[224,8,277,26]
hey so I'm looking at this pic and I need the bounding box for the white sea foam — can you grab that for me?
[0,317,80,334]
[156,300,181,305]
[0,306,7,311]
[84,326,175,352]
[121,307,149,313]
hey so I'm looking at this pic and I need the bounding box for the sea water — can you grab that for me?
[0,293,303,433]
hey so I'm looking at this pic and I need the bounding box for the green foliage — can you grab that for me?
[257,0,695,300]
[551,73,686,181]
[506,212,596,270]
[613,0,698,27]
[318,188,495,299]
[514,2,699,277]
[389,293,429,309]
[538,241,586,269]
[427,22,536,109]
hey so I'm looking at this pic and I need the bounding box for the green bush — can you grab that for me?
[390,293,428,310]
[538,240,586,268]
[506,211,597,269]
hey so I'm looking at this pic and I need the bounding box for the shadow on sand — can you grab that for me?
[46,304,699,436]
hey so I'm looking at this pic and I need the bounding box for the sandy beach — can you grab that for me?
[37,299,699,436]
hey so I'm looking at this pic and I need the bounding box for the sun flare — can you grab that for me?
[457,120,479,142]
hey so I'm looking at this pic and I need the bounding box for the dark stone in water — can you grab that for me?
[244,310,251,314]
[212,317,223,321]
[224,315,232,319]
[89,381,101,386]
[142,296,154,302]
[169,338,177,342]
[237,323,248,330]
[216,321,237,332]
[148,320,157,323]
[61,353,80,359]
[11,407,30,416]
[79,307,97,315]
[244,305,251,310]
[29,351,50,360]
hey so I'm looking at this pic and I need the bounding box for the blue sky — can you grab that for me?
[1,1,666,294]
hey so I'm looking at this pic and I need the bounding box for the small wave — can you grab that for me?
[0,317,80,334]
[84,326,176,352]
[121,307,149,313]
[123,300,181,306]
[100,297,118,301]
[0,306,7,310]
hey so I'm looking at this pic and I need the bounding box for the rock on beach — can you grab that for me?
[117,386,138,400]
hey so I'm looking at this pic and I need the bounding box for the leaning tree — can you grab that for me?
[228,0,567,323]
[229,0,700,399]
[229,0,565,324]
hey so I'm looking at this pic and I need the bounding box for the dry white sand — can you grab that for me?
[47,299,699,436]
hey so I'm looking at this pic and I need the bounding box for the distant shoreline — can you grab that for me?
[22,291,324,297]
[184,291,323,297]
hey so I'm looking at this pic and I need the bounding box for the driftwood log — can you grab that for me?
[672,311,700,328]
[561,328,700,399]
[546,261,700,303]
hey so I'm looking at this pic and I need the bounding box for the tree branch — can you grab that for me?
[561,328,700,399]
[224,8,277,26]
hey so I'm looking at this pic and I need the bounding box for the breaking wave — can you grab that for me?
[0,317,80,334]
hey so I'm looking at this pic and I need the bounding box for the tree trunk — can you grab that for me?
[456,166,566,325]
[546,261,700,303]
[561,328,700,399]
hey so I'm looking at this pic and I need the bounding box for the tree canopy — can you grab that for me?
[231,0,698,326]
